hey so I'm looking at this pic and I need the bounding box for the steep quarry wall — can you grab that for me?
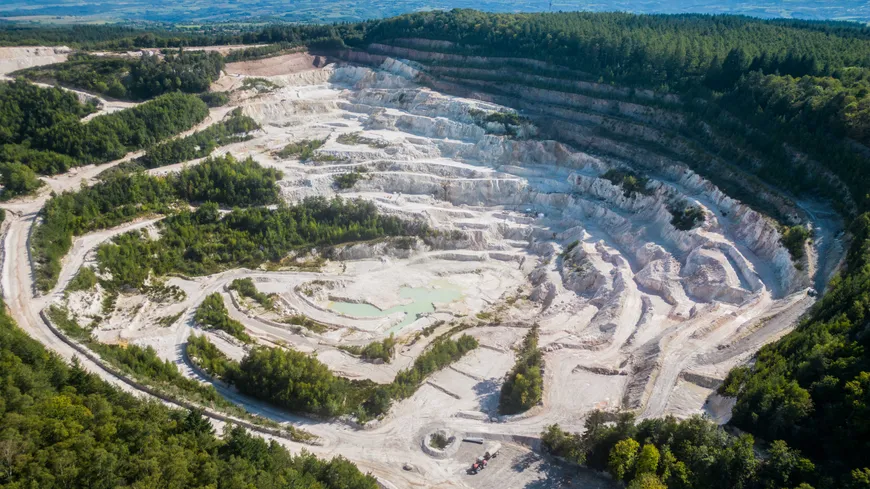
[168,53,835,432]
[0,46,70,76]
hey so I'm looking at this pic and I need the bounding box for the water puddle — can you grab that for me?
[329,281,463,333]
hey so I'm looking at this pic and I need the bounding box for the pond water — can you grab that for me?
[329,282,463,333]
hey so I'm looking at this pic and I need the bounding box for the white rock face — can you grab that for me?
[0,46,71,76]
[682,248,752,304]
[192,57,833,431]
[29,45,849,487]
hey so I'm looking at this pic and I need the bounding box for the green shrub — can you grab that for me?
[194,293,252,343]
[602,169,652,197]
[66,266,98,292]
[0,162,43,198]
[241,77,278,92]
[429,432,450,449]
[275,139,325,160]
[336,132,389,148]
[499,325,543,414]
[198,91,230,107]
[333,168,367,189]
[282,314,331,334]
[780,225,812,261]
[339,334,396,363]
[668,201,705,231]
[229,278,274,309]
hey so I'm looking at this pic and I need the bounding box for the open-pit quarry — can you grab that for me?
[0,46,846,489]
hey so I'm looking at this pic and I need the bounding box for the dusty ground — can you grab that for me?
[224,51,324,77]
[0,46,69,74]
[0,47,848,489]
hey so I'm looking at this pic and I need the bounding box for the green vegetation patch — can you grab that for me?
[189,332,477,421]
[195,293,252,343]
[333,167,368,189]
[499,324,543,415]
[47,305,233,410]
[542,411,817,489]
[135,108,260,170]
[601,169,653,198]
[338,334,397,363]
[1,302,374,489]
[225,43,293,62]
[780,224,812,261]
[336,132,390,148]
[469,108,528,136]
[102,109,262,178]
[95,196,426,292]
[0,80,208,175]
[16,50,224,101]
[0,161,44,199]
[275,138,325,160]
[198,91,230,107]
[667,200,705,231]
[229,277,274,309]
[33,154,281,292]
[157,312,183,327]
[241,77,279,92]
[281,314,332,334]
[429,431,450,449]
[66,266,98,293]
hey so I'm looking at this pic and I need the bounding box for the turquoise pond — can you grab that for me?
[329,283,463,334]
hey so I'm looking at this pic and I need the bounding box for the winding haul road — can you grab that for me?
[0,107,488,489]
[0,57,846,489]
[0,131,829,489]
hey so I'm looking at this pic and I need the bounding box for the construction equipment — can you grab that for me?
[484,442,501,460]
[467,441,499,475]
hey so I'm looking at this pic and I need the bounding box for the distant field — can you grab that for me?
[1,0,868,24]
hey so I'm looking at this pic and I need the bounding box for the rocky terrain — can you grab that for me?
[0,47,846,489]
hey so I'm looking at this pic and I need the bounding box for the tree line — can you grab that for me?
[188,331,478,421]
[99,107,258,177]
[17,50,224,101]
[195,293,253,343]
[719,212,870,488]
[542,412,813,489]
[10,12,870,212]
[0,299,378,489]
[33,154,282,291]
[348,10,870,214]
[0,79,208,175]
[499,324,543,415]
[95,196,426,291]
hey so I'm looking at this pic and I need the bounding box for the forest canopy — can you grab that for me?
[189,331,478,421]
[16,50,224,100]
[0,79,208,174]
[32,154,282,291]
[95,196,425,290]
[4,11,870,488]
[0,298,378,489]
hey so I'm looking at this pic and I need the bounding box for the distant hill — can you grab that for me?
[1,0,868,24]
